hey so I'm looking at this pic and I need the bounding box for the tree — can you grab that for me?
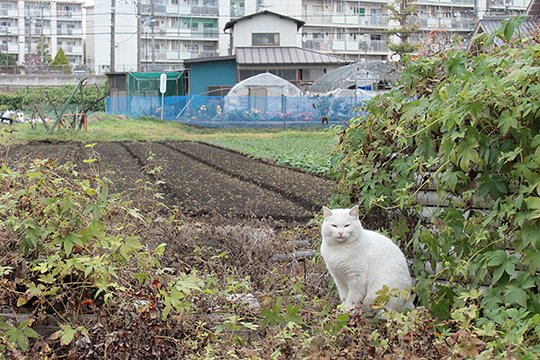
[0,52,17,66]
[36,35,53,66]
[51,48,72,74]
[385,0,419,58]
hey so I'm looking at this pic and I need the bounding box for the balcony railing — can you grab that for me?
[57,28,82,36]
[490,0,528,7]
[230,8,245,17]
[303,37,388,54]
[0,44,18,53]
[191,5,218,16]
[191,50,219,58]
[202,28,219,38]
[0,9,19,17]
[413,0,474,5]
[0,26,19,35]
[302,38,332,51]
[367,39,387,52]
[416,17,476,31]
[64,45,83,54]
[302,12,388,27]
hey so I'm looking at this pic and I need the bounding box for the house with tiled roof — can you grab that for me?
[184,10,352,96]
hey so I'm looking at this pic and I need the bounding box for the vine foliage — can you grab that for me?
[333,17,540,354]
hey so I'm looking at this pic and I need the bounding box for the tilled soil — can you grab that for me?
[3,141,335,222]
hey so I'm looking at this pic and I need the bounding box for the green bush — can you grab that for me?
[1,83,108,115]
[51,48,72,74]
[332,18,540,356]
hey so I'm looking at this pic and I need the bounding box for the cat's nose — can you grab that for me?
[338,231,343,236]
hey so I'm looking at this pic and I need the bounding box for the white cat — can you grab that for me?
[320,205,414,312]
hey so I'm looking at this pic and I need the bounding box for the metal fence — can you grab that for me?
[106,95,371,127]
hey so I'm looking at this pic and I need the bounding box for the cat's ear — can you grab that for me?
[349,205,359,217]
[322,206,333,217]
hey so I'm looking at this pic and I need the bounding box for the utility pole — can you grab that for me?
[136,0,141,71]
[110,0,116,72]
[39,2,44,65]
[27,16,32,66]
[150,0,155,65]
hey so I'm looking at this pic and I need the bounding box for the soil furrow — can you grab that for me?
[2,141,332,223]
[125,142,313,220]
[161,141,331,212]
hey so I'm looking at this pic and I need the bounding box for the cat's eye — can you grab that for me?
[331,224,337,228]
[344,224,350,228]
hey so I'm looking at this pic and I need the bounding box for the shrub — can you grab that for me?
[332,18,540,356]
[51,48,71,74]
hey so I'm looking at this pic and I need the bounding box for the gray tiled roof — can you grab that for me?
[478,16,538,37]
[235,47,351,65]
[528,0,540,16]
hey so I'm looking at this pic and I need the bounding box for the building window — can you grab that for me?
[353,7,365,16]
[252,33,279,46]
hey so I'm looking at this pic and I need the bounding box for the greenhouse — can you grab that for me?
[224,72,303,113]
[308,60,401,95]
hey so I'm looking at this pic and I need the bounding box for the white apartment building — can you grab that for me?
[90,0,530,74]
[92,0,247,73]
[296,0,531,61]
[0,0,84,68]
[1,0,530,73]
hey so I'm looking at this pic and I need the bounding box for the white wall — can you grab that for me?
[93,0,138,73]
[232,13,299,48]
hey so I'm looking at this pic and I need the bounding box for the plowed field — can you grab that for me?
[4,141,335,222]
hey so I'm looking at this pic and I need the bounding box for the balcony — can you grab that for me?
[56,10,83,20]
[303,12,388,27]
[230,8,245,17]
[0,26,18,35]
[191,5,218,16]
[416,17,475,31]
[0,9,19,17]
[490,0,529,7]
[165,4,191,14]
[413,0,475,6]
[302,38,333,51]
[367,39,387,53]
[64,45,83,54]
[57,27,82,36]
[0,43,18,53]
[332,40,360,51]
[189,50,218,58]
[203,28,218,39]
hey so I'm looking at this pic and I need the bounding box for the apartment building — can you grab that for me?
[0,0,84,69]
[92,0,258,73]
[295,0,530,62]
[2,0,530,73]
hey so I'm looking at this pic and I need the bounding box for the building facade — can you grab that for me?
[0,0,84,70]
[296,0,531,62]
[1,0,531,74]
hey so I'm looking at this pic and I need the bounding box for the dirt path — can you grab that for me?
[3,141,335,222]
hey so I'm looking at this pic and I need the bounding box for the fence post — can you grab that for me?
[282,95,286,127]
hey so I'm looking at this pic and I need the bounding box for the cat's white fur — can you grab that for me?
[320,205,414,312]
